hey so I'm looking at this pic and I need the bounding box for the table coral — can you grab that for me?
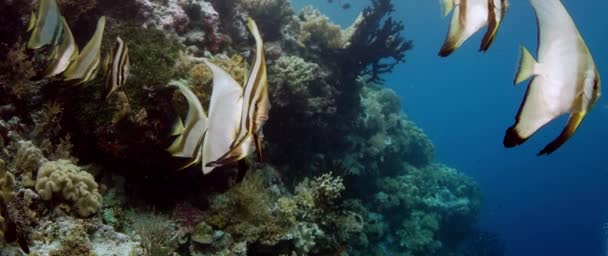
[35,160,102,217]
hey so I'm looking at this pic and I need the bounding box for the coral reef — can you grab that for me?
[0,0,487,255]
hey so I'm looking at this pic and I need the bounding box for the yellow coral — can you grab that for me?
[35,160,102,217]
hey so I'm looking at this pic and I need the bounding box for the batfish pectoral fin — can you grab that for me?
[537,111,586,156]
[514,46,538,85]
[440,0,456,17]
[438,4,465,57]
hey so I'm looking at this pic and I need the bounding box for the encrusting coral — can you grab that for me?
[35,160,102,217]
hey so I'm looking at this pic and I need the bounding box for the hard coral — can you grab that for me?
[35,160,102,217]
[207,171,289,245]
[297,7,348,49]
[0,41,36,100]
[341,0,413,82]
[268,55,327,114]
[236,0,294,40]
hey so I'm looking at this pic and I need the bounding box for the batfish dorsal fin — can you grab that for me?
[201,60,244,174]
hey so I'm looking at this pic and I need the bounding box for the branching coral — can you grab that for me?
[340,0,413,82]
[294,172,345,211]
[35,160,102,217]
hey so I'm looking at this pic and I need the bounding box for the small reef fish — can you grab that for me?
[104,37,130,101]
[438,0,509,57]
[503,0,601,155]
[167,80,208,170]
[63,16,106,85]
[205,17,270,169]
[27,0,62,50]
[43,17,78,78]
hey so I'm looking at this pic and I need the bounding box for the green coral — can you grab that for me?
[35,160,102,217]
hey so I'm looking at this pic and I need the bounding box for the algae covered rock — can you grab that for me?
[35,160,102,217]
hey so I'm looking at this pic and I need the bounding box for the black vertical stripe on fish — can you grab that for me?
[104,37,129,101]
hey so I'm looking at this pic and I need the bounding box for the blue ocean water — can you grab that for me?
[293,1,608,255]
